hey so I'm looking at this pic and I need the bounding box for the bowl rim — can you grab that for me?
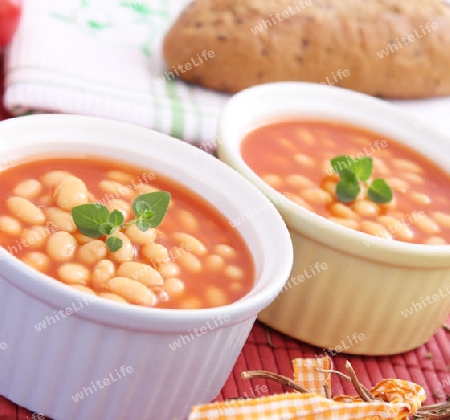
[217,81,450,268]
[0,114,294,332]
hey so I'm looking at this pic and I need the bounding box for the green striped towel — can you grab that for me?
[4,0,227,146]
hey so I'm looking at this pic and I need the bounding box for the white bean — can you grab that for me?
[106,170,134,184]
[392,158,423,174]
[410,192,431,205]
[286,175,314,189]
[206,286,228,307]
[135,184,158,195]
[321,180,338,196]
[432,212,450,228]
[414,215,440,235]
[172,232,207,256]
[163,277,184,295]
[180,297,203,309]
[177,252,202,273]
[92,259,116,290]
[361,221,392,240]
[0,216,22,236]
[425,236,446,245]
[403,173,424,184]
[57,263,90,285]
[353,200,379,217]
[278,137,296,151]
[261,174,282,189]
[294,154,315,167]
[386,178,408,193]
[77,240,107,265]
[110,232,135,262]
[106,199,131,221]
[393,223,414,242]
[53,175,89,211]
[41,171,71,187]
[99,292,128,303]
[99,180,133,198]
[214,244,236,259]
[117,261,163,287]
[205,255,225,271]
[158,262,180,278]
[7,197,46,225]
[176,210,199,232]
[296,129,316,145]
[125,224,156,245]
[224,265,244,280]
[330,203,356,219]
[46,232,77,261]
[38,194,53,206]
[142,243,170,265]
[22,252,49,272]
[13,179,42,199]
[73,232,96,244]
[21,225,51,248]
[301,188,332,204]
[107,276,156,306]
[45,207,77,232]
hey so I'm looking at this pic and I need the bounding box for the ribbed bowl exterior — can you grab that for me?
[0,114,294,420]
[258,230,450,355]
[0,276,255,420]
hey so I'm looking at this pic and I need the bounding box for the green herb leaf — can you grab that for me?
[109,209,124,227]
[331,155,354,176]
[134,200,151,216]
[352,157,373,182]
[368,179,393,203]
[330,154,393,205]
[98,223,113,236]
[72,191,171,252]
[143,210,155,221]
[335,169,360,203]
[132,192,171,228]
[136,220,151,232]
[71,204,110,238]
[106,236,123,252]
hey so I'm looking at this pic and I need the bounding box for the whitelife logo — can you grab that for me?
[34,295,97,332]
[377,22,439,58]
[326,139,388,176]
[250,0,312,34]
[401,283,450,318]
[169,314,231,350]
[155,50,215,85]
[71,366,134,402]
[277,262,328,297]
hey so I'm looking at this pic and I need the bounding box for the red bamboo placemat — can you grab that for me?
[1,52,450,420]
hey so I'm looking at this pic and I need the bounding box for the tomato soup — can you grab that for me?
[0,157,254,309]
[241,120,450,245]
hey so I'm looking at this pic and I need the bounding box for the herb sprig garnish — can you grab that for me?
[330,155,393,204]
[71,192,171,252]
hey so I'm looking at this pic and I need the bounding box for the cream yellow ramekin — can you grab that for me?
[217,82,450,355]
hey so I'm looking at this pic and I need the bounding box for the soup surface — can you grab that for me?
[0,157,254,309]
[241,120,450,245]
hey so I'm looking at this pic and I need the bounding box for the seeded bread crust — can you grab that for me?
[162,0,450,98]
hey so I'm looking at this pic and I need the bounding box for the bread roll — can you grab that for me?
[162,0,450,99]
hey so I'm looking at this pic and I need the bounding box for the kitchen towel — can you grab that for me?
[4,0,450,145]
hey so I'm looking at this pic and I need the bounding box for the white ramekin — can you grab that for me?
[217,82,450,355]
[0,115,293,420]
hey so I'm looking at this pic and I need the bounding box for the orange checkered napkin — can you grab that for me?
[188,358,426,420]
